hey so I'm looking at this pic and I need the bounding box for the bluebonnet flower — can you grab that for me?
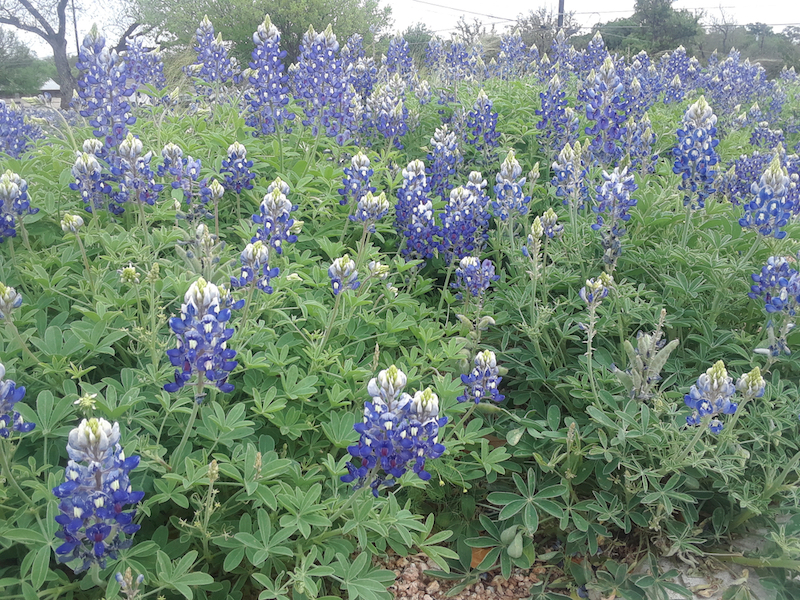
[552,140,589,210]
[118,133,162,207]
[0,282,22,321]
[750,122,785,151]
[395,159,428,237]
[185,16,238,96]
[457,350,504,403]
[537,54,555,84]
[550,29,574,75]
[739,153,795,239]
[466,90,500,161]
[415,80,432,105]
[352,191,390,233]
[581,32,607,75]
[453,257,498,299]
[579,274,612,307]
[292,25,355,145]
[402,194,441,262]
[623,113,657,174]
[52,418,143,573]
[252,177,298,255]
[61,213,85,235]
[464,171,492,251]
[443,37,470,85]
[684,361,737,433]
[70,151,115,214]
[499,29,528,79]
[749,254,800,315]
[0,100,42,158]
[231,241,279,294]
[492,150,530,221]
[441,186,479,262]
[220,142,255,195]
[123,36,166,91]
[365,74,408,149]
[720,151,773,207]
[0,361,34,438]
[169,155,213,221]
[116,569,145,600]
[0,170,37,242]
[536,74,578,161]
[736,367,766,400]
[592,167,637,271]
[663,75,684,105]
[342,366,447,495]
[157,142,183,178]
[583,57,628,167]
[427,124,462,201]
[425,39,444,78]
[164,278,238,398]
[541,208,564,240]
[342,34,378,102]
[329,254,360,294]
[339,151,375,207]
[383,36,415,87]
[523,208,564,263]
[75,29,136,151]
[673,96,719,210]
[245,15,295,136]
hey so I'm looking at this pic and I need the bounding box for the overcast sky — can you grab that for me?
[8,0,798,58]
[386,0,797,36]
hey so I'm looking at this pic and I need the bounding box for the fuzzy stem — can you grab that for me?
[444,402,480,444]
[680,204,693,248]
[674,415,711,465]
[438,261,455,315]
[239,281,257,328]
[585,304,600,406]
[74,234,95,292]
[172,381,203,469]
[6,320,40,365]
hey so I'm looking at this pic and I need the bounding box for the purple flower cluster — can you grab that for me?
[220,142,255,194]
[123,36,166,91]
[164,278,239,398]
[492,150,530,221]
[672,96,719,209]
[75,30,136,151]
[252,177,299,255]
[245,16,294,136]
[185,16,238,96]
[453,256,498,299]
[231,241,279,294]
[749,255,800,316]
[383,36,415,86]
[70,146,117,214]
[427,124,462,201]
[720,151,772,206]
[583,57,628,167]
[684,361,737,433]
[118,133,162,206]
[441,186,481,262]
[466,89,500,160]
[0,100,42,158]
[739,153,795,239]
[342,35,377,102]
[536,74,578,161]
[339,151,375,207]
[552,141,589,210]
[365,74,409,148]
[342,366,447,495]
[750,122,785,151]
[329,254,360,295]
[499,30,528,79]
[292,25,354,145]
[457,350,504,403]
[352,191,390,233]
[592,167,637,271]
[52,418,142,573]
[0,170,38,242]
[0,361,34,438]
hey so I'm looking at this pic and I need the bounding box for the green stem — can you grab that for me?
[586,305,600,406]
[75,234,95,292]
[444,402,480,444]
[137,200,151,249]
[437,261,455,315]
[239,281,257,328]
[680,204,693,248]
[318,293,342,359]
[673,416,711,465]
[741,234,762,265]
[0,442,34,506]
[172,385,202,469]
[329,485,369,523]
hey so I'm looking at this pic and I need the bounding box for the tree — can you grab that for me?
[402,22,434,67]
[633,0,701,53]
[0,28,54,94]
[0,0,76,107]
[707,6,736,52]
[745,23,773,52]
[513,7,580,54]
[133,0,392,66]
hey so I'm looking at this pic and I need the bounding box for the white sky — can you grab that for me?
[386,0,797,36]
[7,0,797,58]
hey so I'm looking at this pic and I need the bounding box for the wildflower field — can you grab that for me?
[2,17,800,600]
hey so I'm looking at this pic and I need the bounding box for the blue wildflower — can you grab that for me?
[0,170,37,242]
[0,361,35,438]
[185,16,238,97]
[466,89,500,161]
[339,151,375,207]
[427,124,462,201]
[329,254,360,295]
[684,361,737,433]
[739,153,795,239]
[118,133,162,207]
[342,366,447,495]
[231,241,279,294]
[591,167,638,271]
[492,150,530,221]
[552,141,589,210]
[0,100,42,158]
[252,177,298,255]
[220,142,255,195]
[351,191,390,233]
[672,96,719,210]
[457,350,504,403]
[164,278,238,398]
[453,257,498,299]
[52,418,143,573]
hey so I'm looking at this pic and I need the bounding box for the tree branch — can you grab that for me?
[15,0,57,38]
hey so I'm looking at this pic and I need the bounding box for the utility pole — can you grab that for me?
[557,0,565,28]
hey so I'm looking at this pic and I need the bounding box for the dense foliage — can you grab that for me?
[1,16,800,600]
